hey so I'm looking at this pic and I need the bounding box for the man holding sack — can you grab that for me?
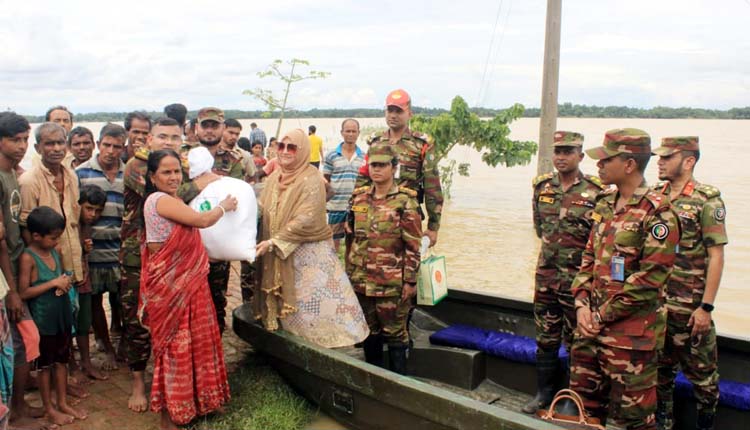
[346,142,421,375]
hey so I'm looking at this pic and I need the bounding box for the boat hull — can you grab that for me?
[232,304,562,430]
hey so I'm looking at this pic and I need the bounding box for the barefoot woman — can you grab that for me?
[140,149,233,429]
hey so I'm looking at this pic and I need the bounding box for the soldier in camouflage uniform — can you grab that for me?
[356,89,442,247]
[180,107,244,334]
[347,142,422,375]
[120,116,184,411]
[653,137,727,430]
[570,128,679,430]
[523,131,605,414]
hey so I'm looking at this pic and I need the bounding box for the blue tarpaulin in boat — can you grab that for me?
[429,324,750,411]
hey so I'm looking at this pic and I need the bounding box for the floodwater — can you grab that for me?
[23,117,749,336]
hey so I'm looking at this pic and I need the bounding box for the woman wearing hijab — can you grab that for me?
[140,149,234,429]
[253,129,368,348]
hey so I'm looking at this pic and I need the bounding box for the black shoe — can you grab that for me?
[656,400,673,430]
[363,335,384,367]
[388,345,409,375]
[696,410,715,430]
[521,348,558,414]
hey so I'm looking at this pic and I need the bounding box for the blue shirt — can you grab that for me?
[322,142,365,212]
[249,128,267,147]
[76,156,124,268]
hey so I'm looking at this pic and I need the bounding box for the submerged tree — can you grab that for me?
[242,58,330,139]
[410,96,538,198]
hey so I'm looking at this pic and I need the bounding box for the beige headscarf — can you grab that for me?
[252,129,332,330]
[277,129,311,192]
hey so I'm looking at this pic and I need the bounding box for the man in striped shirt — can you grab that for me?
[323,119,365,250]
[76,123,126,370]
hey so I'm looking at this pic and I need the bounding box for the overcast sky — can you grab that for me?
[2,0,749,115]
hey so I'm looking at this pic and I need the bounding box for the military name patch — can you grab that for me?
[572,200,595,208]
[539,196,555,204]
[351,206,368,213]
[651,223,669,240]
[678,211,697,221]
[714,207,726,221]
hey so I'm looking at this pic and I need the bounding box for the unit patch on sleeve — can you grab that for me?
[651,223,669,240]
[714,207,726,221]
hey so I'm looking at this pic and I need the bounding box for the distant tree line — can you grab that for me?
[20,103,750,123]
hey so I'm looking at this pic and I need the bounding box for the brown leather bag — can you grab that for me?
[535,389,606,429]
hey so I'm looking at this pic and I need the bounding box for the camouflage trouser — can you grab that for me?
[240,261,255,303]
[356,293,410,346]
[208,261,230,334]
[121,264,150,371]
[533,279,576,352]
[657,307,719,428]
[570,337,657,430]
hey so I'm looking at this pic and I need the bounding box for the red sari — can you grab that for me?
[140,223,230,425]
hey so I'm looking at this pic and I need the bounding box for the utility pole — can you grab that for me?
[536,0,562,175]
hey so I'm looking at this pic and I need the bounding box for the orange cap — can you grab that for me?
[385,89,411,110]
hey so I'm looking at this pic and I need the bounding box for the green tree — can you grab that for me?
[410,95,537,198]
[242,59,330,139]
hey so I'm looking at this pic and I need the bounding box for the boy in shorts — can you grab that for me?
[74,185,108,382]
[18,207,87,425]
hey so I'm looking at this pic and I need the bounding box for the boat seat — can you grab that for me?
[429,324,750,411]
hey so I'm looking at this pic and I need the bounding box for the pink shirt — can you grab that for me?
[144,192,176,243]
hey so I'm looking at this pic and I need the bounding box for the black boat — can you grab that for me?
[233,289,750,430]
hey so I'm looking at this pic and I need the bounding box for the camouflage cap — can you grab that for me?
[553,131,584,147]
[585,128,651,160]
[385,89,411,110]
[197,107,224,125]
[652,136,700,156]
[368,141,397,164]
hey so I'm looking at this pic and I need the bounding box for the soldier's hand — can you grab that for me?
[576,307,600,338]
[344,221,353,235]
[425,229,438,247]
[401,283,417,303]
[688,308,712,337]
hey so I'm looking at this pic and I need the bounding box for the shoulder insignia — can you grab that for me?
[532,172,554,187]
[696,183,721,199]
[410,131,433,144]
[651,181,670,194]
[366,133,382,145]
[134,147,150,161]
[352,186,369,196]
[596,186,616,200]
[645,190,668,208]
[584,174,606,190]
[398,186,418,197]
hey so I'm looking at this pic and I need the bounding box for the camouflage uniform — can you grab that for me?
[652,137,727,430]
[532,131,605,353]
[523,131,605,415]
[570,129,679,430]
[120,147,194,369]
[347,144,422,346]
[119,147,151,370]
[180,107,246,334]
[356,128,443,232]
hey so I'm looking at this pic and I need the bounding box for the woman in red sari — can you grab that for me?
[139,149,236,430]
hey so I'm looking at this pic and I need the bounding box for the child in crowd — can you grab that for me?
[17,206,87,425]
[74,185,108,381]
[251,141,267,168]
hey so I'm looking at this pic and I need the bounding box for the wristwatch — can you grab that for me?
[700,302,714,312]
